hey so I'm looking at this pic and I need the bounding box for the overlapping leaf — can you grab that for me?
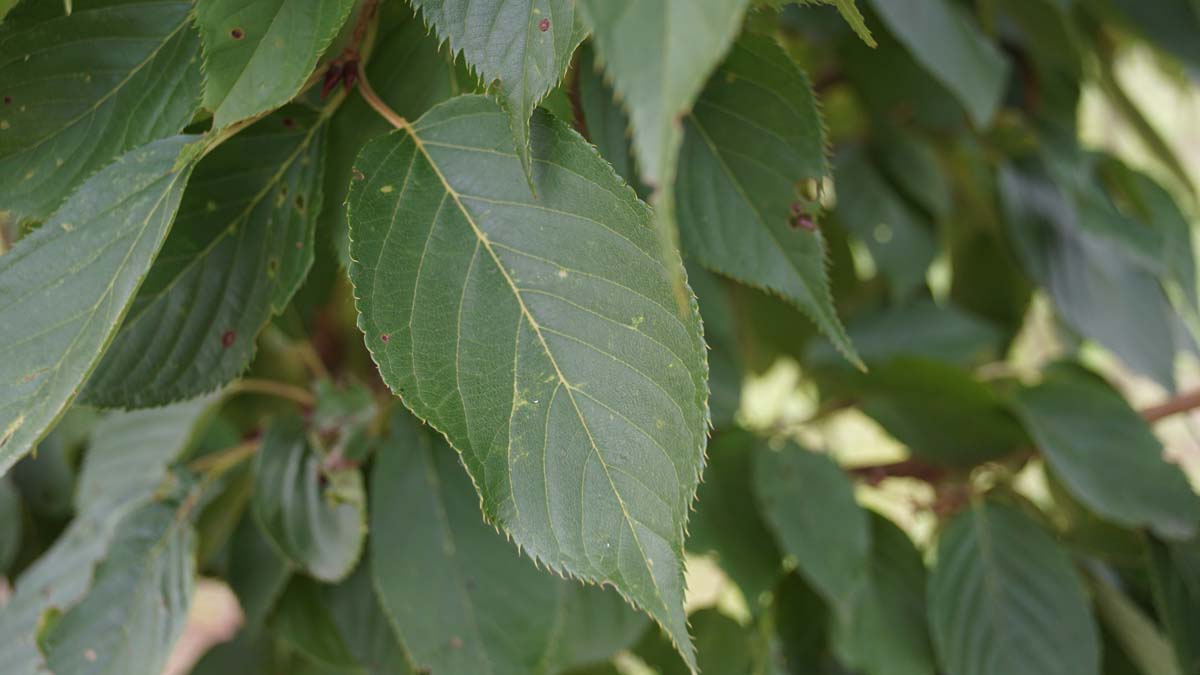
[252,413,365,583]
[371,412,649,675]
[753,442,870,617]
[927,501,1100,675]
[677,35,856,362]
[348,95,707,667]
[1012,364,1200,540]
[0,0,203,220]
[39,497,196,675]
[195,0,357,128]
[0,136,196,474]
[0,399,210,674]
[409,0,585,181]
[84,107,327,407]
[578,0,750,189]
[323,2,467,267]
[865,0,1009,126]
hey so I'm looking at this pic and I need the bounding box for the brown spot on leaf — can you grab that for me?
[380,334,390,343]
[2,96,10,105]
[449,636,463,649]
[221,330,237,348]
[352,168,365,181]
[538,18,550,31]
[282,117,295,128]
[230,28,245,39]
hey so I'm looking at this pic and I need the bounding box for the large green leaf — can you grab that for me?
[677,35,856,361]
[252,413,365,582]
[409,0,585,181]
[835,512,936,675]
[1012,364,1200,540]
[1000,162,1181,390]
[371,412,647,675]
[578,0,750,189]
[348,95,708,666]
[0,136,196,475]
[864,0,1009,127]
[195,0,357,129]
[39,496,196,675]
[1147,535,1200,674]
[322,2,466,267]
[851,358,1028,467]
[927,501,1100,675]
[753,442,870,617]
[0,0,202,221]
[83,106,327,407]
[688,430,782,609]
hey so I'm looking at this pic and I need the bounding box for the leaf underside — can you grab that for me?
[348,95,708,668]
[0,136,196,475]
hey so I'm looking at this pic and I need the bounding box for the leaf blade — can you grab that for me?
[0,136,197,474]
[348,95,708,668]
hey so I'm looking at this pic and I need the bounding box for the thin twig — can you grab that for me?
[1142,389,1200,423]
[229,378,315,407]
[356,63,409,131]
[188,440,260,475]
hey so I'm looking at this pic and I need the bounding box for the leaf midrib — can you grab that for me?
[400,121,675,620]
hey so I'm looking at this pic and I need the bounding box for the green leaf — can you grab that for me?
[409,0,586,182]
[83,106,327,407]
[864,0,1009,127]
[347,95,708,667]
[195,0,357,129]
[0,136,197,474]
[0,0,202,220]
[677,35,857,363]
[0,398,209,674]
[833,146,937,300]
[578,0,751,188]
[228,513,292,633]
[1000,162,1181,390]
[1088,569,1182,675]
[805,299,1003,371]
[273,576,361,670]
[927,501,1100,675]
[321,564,416,675]
[1147,535,1200,674]
[576,45,649,198]
[0,475,20,575]
[797,0,876,46]
[852,358,1028,467]
[74,396,216,512]
[322,2,465,268]
[370,411,648,675]
[39,497,196,675]
[1011,364,1200,540]
[635,608,760,675]
[687,264,741,429]
[773,574,837,675]
[753,442,870,616]
[252,413,365,582]
[688,430,782,608]
[835,512,936,675]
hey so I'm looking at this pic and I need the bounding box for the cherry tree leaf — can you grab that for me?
[348,95,708,669]
[0,0,202,221]
[408,0,586,182]
[0,136,196,475]
[195,0,357,128]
